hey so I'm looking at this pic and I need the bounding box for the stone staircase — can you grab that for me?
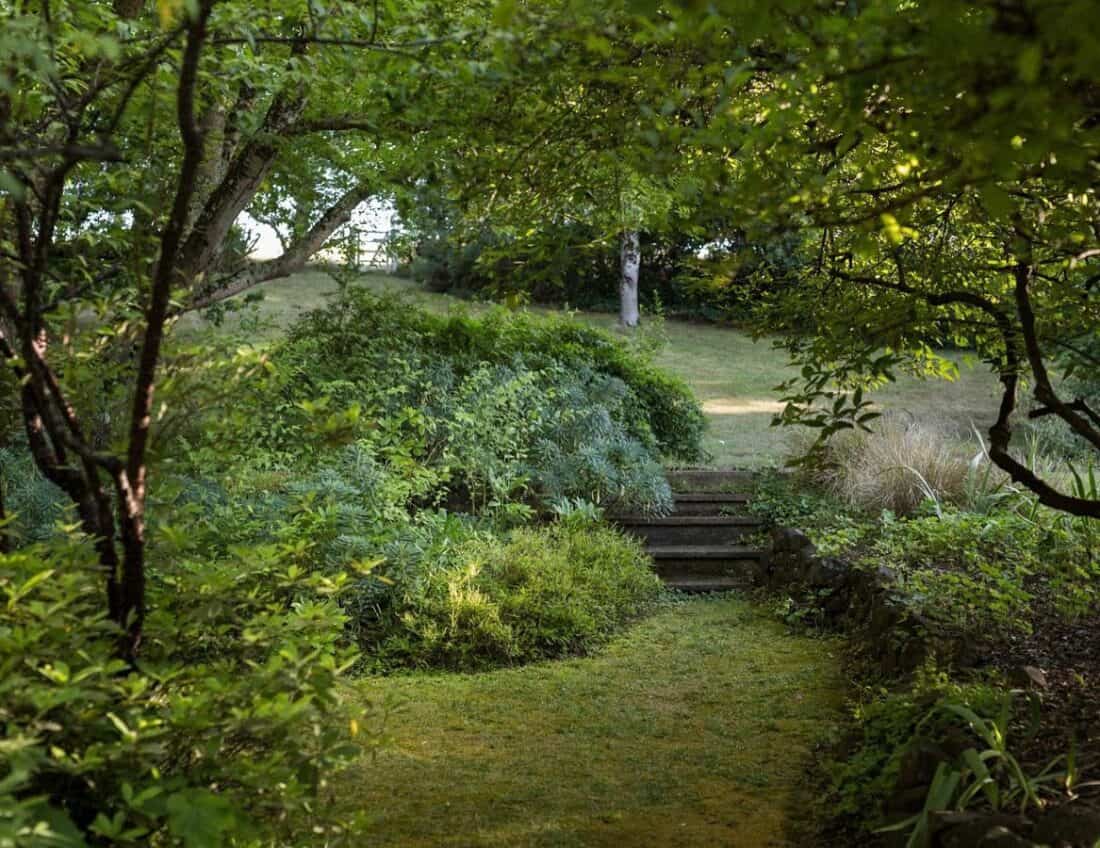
[614,470,769,593]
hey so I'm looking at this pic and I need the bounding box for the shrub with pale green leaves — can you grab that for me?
[368,522,662,671]
[0,534,367,847]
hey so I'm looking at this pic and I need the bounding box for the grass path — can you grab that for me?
[202,270,1000,467]
[194,271,856,842]
[345,597,846,847]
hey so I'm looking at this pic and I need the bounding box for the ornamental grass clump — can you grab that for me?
[813,416,984,515]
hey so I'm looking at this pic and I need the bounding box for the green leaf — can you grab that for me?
[979,184,1015,220]
[1017,45,1042,83]
[166,789,238,848]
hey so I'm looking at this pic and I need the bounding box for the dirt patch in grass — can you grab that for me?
[343,596,846,847]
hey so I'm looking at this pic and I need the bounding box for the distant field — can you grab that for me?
[193,269,1001,468]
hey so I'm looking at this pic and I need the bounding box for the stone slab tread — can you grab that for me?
[647,545,766,559]
[674,493,750,503]
[616,516,763,527]
[663,576,747,593]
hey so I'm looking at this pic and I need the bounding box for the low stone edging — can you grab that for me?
[760,527,1100,848]
[762,527,970,674]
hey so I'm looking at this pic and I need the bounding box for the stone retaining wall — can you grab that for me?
[760,527,1100,848]
[763,527,970,674]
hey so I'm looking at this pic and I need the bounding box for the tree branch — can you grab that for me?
[185,180,374,312]
[1013,262,1100,453]
[175,49,309,283]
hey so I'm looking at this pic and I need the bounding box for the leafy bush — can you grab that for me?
[0,446,68,543]
[859,507,1099,635]
[751,469,860,532]
[829,671,1014,832]
[197,291,689,514]
[366,522,662,671]
[278,289,704,462]
[753,467,1099,634]
[159,453,662,673]
[0,535,366,847]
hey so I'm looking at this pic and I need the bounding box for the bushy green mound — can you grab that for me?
[243,288,700,463]
[168,445,661,672]
[369,522,662,670]
[135,292,692,672]
[0,535,362,847]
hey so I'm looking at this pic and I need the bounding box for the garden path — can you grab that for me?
[345,593,846,846]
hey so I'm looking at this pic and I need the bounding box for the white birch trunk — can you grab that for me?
[619,229,640,328]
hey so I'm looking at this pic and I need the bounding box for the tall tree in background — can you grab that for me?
[410,1,720,327]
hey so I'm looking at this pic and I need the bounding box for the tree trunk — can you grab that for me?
[619,229,640,328]
[0,470,8,555]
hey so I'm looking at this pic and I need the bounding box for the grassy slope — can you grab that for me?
[213,269,1000,467]
[347,597,845,847]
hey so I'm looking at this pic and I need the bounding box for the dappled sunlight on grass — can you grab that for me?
[702,399,786,416]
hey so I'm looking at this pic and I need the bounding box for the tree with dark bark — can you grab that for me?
[0,0,491,656]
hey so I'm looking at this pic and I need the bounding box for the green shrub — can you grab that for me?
[198,292,681,514]
[0,446,67,543]
[159,461,662,673]
[278,289,704,462]
[752,470,1098,636]
[369,522,662,670]
[859,507,1099,635]
[828,671,1010,831]
[0,534,367,847]
[749,470,872,555]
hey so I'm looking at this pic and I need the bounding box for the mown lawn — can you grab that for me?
[344,596,846,847]
[204,269,1000,467]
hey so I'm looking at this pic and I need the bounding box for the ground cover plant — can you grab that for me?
[749,423,1100,843]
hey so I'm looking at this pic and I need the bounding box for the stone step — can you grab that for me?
[649,545,766,560]
[666,469,756,493]
[616,516,764,546]
[648,545,767,579]
[673,493,750,516]
[663,575,749,593]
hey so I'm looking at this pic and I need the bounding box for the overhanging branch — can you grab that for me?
[184,180,374,312]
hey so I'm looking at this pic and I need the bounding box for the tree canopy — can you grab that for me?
[2,0,1098,668]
